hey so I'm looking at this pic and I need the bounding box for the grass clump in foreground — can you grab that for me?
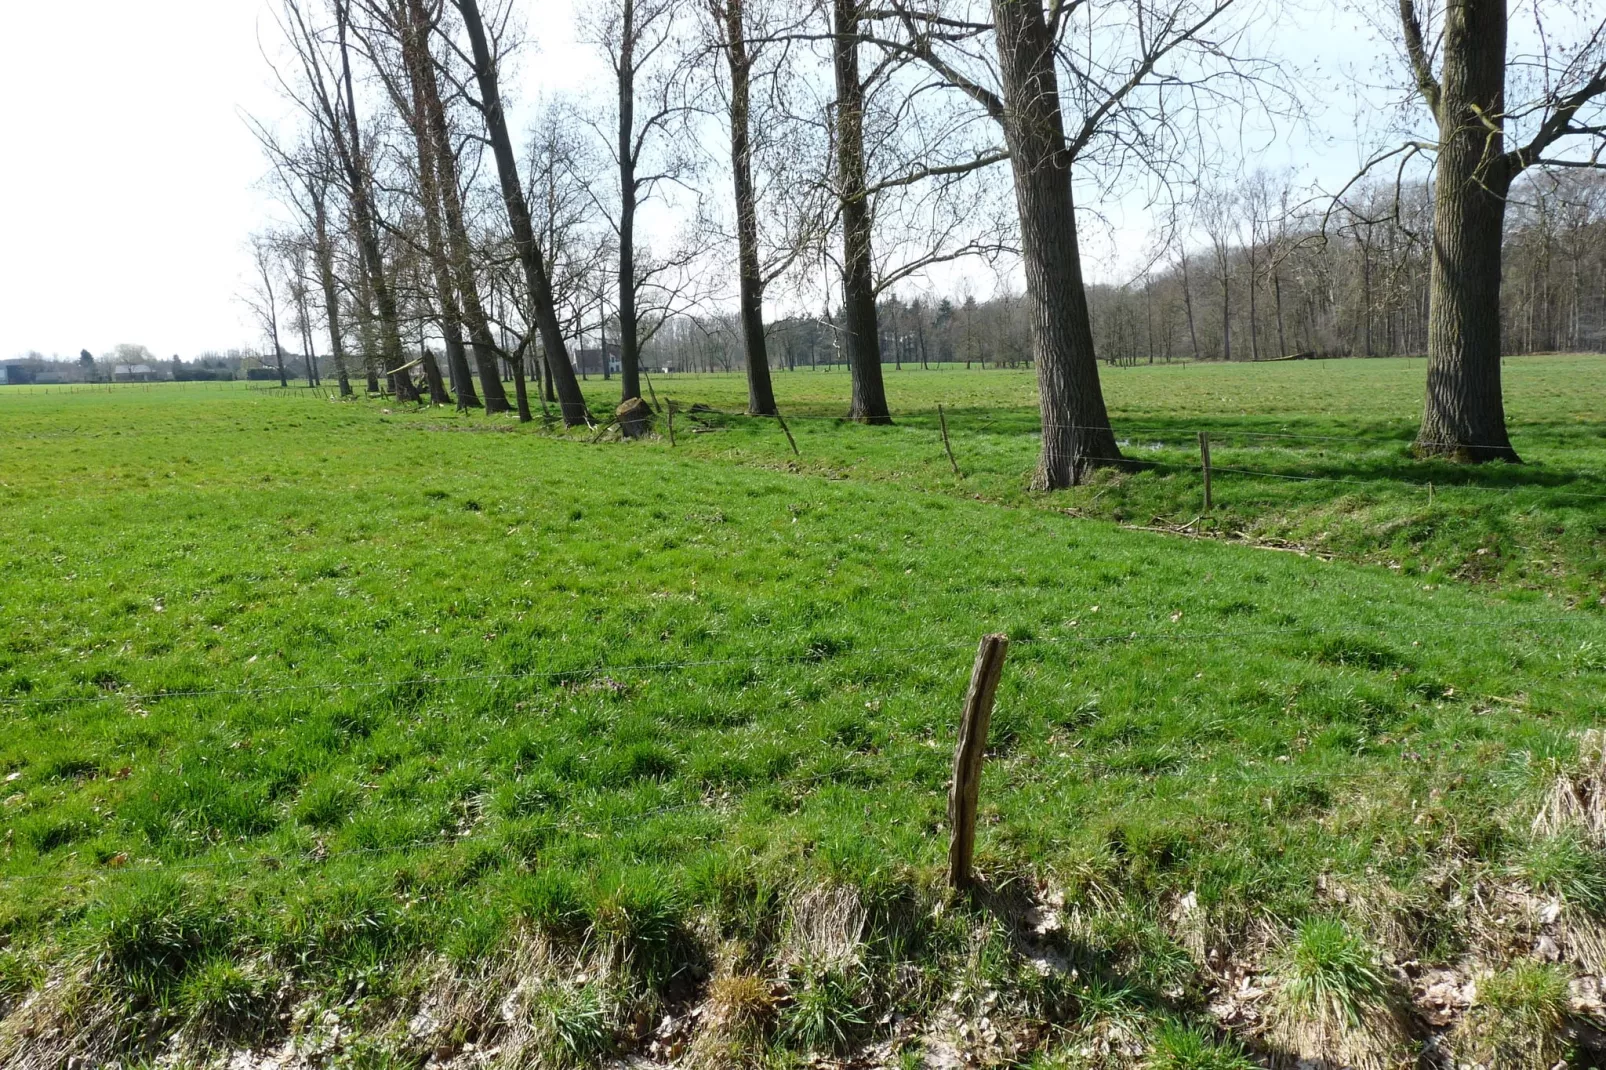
[1265,918,1411,1069]
[1455,961,1573,1069]
[0,378,1603,1065]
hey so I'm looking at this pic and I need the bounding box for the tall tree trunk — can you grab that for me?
[405,70,478,409]
[406,0,508,414]
[456,0,590,425]
[312,194,354,396]
[1273,265,1287,356]
[332,7,416,404]
[512,354,532,421]
[272,317,288,387]
[1246,243,1261,361]
[991,0,1120,486]
[1215,248,1232,361]
[833,0,890,423]
[616,0,643,402]
[296,287,318,388]
[1414,0,1519,460]
[719,0,777,415]
[420,348,452,404]
[397,0,479,410]
[1180,249,1202,361]
[356,261,382,393]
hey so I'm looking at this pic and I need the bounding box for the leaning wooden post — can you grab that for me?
[1198,431,1213,512]
[938,403,961,477]
[948,634,1009,891]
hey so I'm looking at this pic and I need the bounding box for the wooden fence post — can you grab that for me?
[1198,431,1213,512]
[939,403,961,477]
[948,633,1009,891]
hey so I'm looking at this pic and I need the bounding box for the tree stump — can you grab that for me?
[617,396,652,440]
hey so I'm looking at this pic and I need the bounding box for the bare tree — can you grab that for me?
[870,0,1288,486]
[246,235,290,388]
[247,122,357,396]
[1390,0,1606,459]
[706,0,779,413]
[270,0,421,402]
[832,0,891,423]
[450,0,590,425]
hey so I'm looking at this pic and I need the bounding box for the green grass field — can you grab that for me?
[1,357,1604,1068]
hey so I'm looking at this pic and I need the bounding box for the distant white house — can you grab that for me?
[113,364,158,382]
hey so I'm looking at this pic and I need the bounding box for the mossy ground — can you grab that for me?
[1,356,1604,1066]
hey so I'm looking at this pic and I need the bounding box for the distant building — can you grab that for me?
[113,364,159,382]
[2,364,35,385]
[574,343,622,377]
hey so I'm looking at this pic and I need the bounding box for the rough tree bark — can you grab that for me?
[394,0,478,410]
[311,188,354,396]
[615,0,644,404]
[420,347,452,404]
[455,0,590,425]
[832,0,890,424]
[408,0,510,414]
[990,0,1121,486]
[1405,0,1519,461]
[714,0,778,415]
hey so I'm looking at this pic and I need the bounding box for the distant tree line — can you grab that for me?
[1079,170,1606,366]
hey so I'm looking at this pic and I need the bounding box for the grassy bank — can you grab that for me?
[0,367,1604,1067]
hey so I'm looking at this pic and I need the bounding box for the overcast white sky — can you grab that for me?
[0,1,1380,361]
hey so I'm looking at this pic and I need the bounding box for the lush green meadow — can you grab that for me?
[0,358,1604,1068]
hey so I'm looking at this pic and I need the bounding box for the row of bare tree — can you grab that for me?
[1077,169,1606,366]
[249,0,1606,479]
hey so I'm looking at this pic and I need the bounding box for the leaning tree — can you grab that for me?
[1393,0,1606,461]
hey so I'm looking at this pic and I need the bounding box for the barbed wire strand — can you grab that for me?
[4,614,1601,714]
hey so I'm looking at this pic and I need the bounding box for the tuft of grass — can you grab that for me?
[1457,962,1571,1069]
[1268,918,1412,1069]
[1514,830,1606,915]
[177,955,269,1037]
[526,980,615,1068]
[780,960,868,1053]
[692,972,778,1067]
[1278,917,1391,1029]
[1145,1020,1256,1070]
[511,869,592,937]
[0,950,40,1005]
[592,872,691,990]
[75,872,226,995]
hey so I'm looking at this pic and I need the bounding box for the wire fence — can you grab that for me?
[9,379,1602,504]
[3,376,1603,893]
[4,613,1600,715]
[2,612,1599,891]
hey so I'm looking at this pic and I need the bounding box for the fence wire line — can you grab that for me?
[20,382,1583,459]
[529,410,1606,502]
[0,764,867,889]
[16,387,1603,497]
[0,732,1572,891]
[5,614,1601,714]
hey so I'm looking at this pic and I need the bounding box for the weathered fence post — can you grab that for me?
[1199,431,1213,512]
[948,633,1009,891]
[939,404,961,477]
